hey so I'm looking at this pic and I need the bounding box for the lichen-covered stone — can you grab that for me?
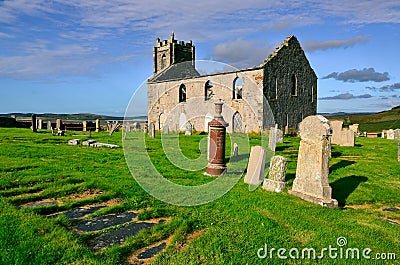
[263,155,287,193]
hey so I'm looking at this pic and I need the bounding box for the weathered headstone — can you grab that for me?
[289,115,338,208]
[95,119,100,132]
[148,122,155,138]
[387,129,395,140]
[394,129,400,140]
[163,125,169,134]
[330,120,354,146]
[37,119,43,130]
[31,114,37,132]
[349,124,359,135]
[185,122,192,135]
[263,155,287,193]
[125,124,131,133]
[244,146,266,185]
[206,99,229,176]
[233,143,238,157]
[47,121,52,130]
[82,121,87,132]
[56,119,62,130]
[398,142,400,163]
[276,128,284,143]
[268,125,277,151]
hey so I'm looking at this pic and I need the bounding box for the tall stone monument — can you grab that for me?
[289,115,338,208]
[148,122,155,138]
[206,99,229,176]
[82,121,87,132]
[244,146,266,185]
[95,119,100,132]
[56,119,62,130]
[31,114,37,132]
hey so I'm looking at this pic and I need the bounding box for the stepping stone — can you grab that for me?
[64,205,107,219]
[383,207,399,212]
[77,211,137,233]
[89,220,165,249]
[137,242,167,259]
[19,199,59,209]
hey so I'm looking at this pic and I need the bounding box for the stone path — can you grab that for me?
[77,211,137,233]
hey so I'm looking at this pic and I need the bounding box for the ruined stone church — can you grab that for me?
[147,33,317,133]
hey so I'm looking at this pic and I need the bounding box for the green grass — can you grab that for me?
[0,128,399,264]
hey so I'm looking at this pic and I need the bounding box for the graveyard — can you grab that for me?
[0,124,399,264]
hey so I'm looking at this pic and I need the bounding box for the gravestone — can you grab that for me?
[382,130,386,138]
[268,125,277,151]
[244,146,266,185]
[31,114,37,132]
[163,125,169,134]
[56,119,62,130]
[394,129,400,140]
[330,120,354,146]
[276,128,284,143]
[82,121,87,132]
[233,143,238,157]
[263,155,287,193]
[289,115,338,208]
[47,121,52,130]
[185,122,192,136]
[148,123,155,138]
[37,119,43,130]
[95,119,100,132]
[387,129,395,140]
[349,124,359,135]
[398,142,400,163]
[125,125,131,133]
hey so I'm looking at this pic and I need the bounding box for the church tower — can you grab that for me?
[153,32,195,74]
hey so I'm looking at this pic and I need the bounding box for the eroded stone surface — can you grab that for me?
[263,155,287,193]
[89,220,165,249]
[77,211,137,232]
[289,115,338,208]
[64,206,107,219]
[137,242,167,259]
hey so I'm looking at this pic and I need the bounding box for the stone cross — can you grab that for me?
[31,114,37,132]
[289,115,338,208]
[244,146,266,186]
[148,122,155,138]
[206,99,229,176]
[233,143,238,157]
[263,155,287,193]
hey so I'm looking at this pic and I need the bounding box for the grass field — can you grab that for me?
[0,128,399,264]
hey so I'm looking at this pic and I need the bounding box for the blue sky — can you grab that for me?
[0,0,399,116]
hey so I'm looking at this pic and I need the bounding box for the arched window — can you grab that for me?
[179,84,186,103]
[232,112,244,133]
[291,74,297,96]
[233,77,243,99]
[161,54,167,70]
[204,80,213,100]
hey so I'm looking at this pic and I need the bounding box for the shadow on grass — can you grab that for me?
[275,144,293,152]
[331,175,368,206]
[330,160,355,173]
[331,151,342,158]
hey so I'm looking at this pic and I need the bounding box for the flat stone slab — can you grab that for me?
[19,199,59,209]
[383,207,399,212]
[137,242,167,259]
[64,206,107,219]
[77,211,137,233]
[89,220,165,249]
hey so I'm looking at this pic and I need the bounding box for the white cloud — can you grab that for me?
[303,36,368,52]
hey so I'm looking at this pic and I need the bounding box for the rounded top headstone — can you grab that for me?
[298,115,332,143]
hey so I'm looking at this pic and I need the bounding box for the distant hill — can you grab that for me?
[327,105,400,132]
[0,113,147,122]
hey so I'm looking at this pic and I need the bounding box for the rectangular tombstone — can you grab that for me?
[276,128,284,143]
[263,155,287,193]
[31,114,37,132]
[394,129,400,140]
[37,119,43,130]
[149,122,155,138]
[95,119,100,132]
[289,115,338,208]
[47,121,52,130]
[56,119,62,130]
[82,121,87,132]
[387,129,395,140]
[244,146,266,186]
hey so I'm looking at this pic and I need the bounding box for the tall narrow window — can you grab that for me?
[161,54,167,70]
[311,85,314,103]
[205,80,213,100]
[179,84,186,103]
[233,77,243,99]
[291,74,297,96]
